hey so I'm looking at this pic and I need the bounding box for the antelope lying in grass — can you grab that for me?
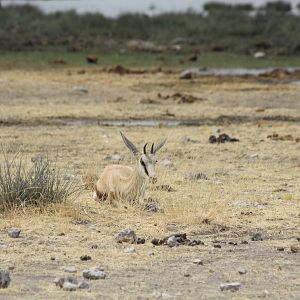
[94,131,166,204]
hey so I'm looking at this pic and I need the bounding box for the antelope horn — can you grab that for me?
[143,143,148,154]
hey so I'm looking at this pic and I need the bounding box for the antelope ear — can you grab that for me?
[120,131,139,158]
[153,138,167,154]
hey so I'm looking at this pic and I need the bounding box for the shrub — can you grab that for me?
[0,154,81,210]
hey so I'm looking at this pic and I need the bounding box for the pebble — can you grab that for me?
[167,236,179,247]
[80,255,92,261]
[64,267,77,273]
[277,247,285,251]
[0,270,11,288]
[220,282,241,292]
[124,247,136,253]
[78,281,89,289]
[148,251,155,256]
[82,267,106,280]
[114,229,137,243]
[238,268,247,275]
[251,233,263,241]
[192,259,203,265]
[63,281,78,291]
[7,228,21,238]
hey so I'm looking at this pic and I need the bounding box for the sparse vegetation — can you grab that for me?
[0,152,81,210]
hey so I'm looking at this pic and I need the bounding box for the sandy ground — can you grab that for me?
[0,68,299,299]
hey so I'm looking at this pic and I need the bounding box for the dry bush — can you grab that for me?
[0,152,82,211]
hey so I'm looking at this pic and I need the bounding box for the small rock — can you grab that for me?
[50,256,56,261]
[183,272,191,277]
[291,244,300,253]
[124,247,136,253]
[63,281,77,291]
[251,233,263,241]
[80,255,92,261]
[82,267,106,280]
[238,268,247,275]
[64,267,77,273]
[254,51,266,59]
[77,281,89,289]
[148,251,155,256]
[7,228,21,238]
[213,244,221,249]
[167,236,179,247]
[277,247,285,251]
[54,277,65,288]
[144,202,160,212]
[220,282,241,292]
[297,237,300,242]
[114,229,137,243]
[0,270,11,288]
[136,237,145,244]
[160,159,173,167]
[192,259,203,265]
[241,240,248,244]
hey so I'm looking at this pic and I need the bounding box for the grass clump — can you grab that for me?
[0,153,81,210]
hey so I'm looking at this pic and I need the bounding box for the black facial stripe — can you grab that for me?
[140,159,149,176]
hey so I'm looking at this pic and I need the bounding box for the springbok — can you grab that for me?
[94,131,166,204]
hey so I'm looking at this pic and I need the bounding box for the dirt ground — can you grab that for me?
[0,68,299,299]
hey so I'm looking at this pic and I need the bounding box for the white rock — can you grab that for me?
[82,267,106,280]
[220,282,241,292]
[124,247,136,253]
[64,267,77,273]
[253,51,266,59]
[62,281,77,291]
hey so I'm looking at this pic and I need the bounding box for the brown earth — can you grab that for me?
[0,68,299,299]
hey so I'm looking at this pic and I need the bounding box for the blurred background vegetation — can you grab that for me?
[1,1,300,64]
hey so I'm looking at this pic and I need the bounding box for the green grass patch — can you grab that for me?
[1,50,300,70]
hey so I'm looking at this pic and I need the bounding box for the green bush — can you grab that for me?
[0,154,81,210]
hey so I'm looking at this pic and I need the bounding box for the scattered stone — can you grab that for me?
[228,241,238,246]
[136,237,145,244]
[185,172,208,181]
[148,251,155,256]
[151,233,204,247]
[144,202,160,213]
[7,228,21,238]
[54,277,65,288]
[213,244,222,249]
[183,272,191,277]
[80,255,91,261]
[297,238,300,242]
[277,247,285,251]
[254,51,266,59]
[77,281,89,289]
[86,55,98,63]
[209,133,239,144]
[115,229,137,244]
[241,240,249,244]
[220,282,241,292]
[64,267,77,273]
[50,256,56,261]
[251,233,263,241]
[91,245,98,249]
[160,159,173,167]
[82,267,106,280]
[0,270,11,288]
[290,244,300,253]
[192,259,203,265]
[124,246,136,253]
[238,268,247,275]
[63,281,78,291]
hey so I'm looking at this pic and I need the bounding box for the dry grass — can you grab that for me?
[0,69,299,299]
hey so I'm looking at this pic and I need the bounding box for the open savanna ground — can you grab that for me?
[0,67,299,299]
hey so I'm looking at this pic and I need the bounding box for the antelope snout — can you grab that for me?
[150,177,157,184]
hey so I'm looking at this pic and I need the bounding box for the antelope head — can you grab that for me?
[120,131,167,184]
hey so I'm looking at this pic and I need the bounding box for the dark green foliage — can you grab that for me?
[0,2,299,55]
[0,154,81,209]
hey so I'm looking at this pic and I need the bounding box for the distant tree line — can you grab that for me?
[1,1,300,55]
